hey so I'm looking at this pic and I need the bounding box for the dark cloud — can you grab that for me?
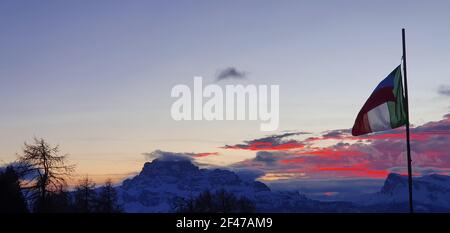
[321,129,351,139]
[216,67,247,81]
[222,131,310,151]
[143,150,194,162]
[258,132,310,141]
[413,115,450,133]
[438,85,450,96]
[143,150,219,161]
[304,129,352,143]
[233,168,265,182]
[254,151,279,165]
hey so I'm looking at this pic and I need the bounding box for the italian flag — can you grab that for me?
[352,65,407,136]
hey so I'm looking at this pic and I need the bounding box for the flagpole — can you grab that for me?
[402,28,414,213]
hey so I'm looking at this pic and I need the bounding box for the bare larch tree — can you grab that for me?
[17,138,74,212]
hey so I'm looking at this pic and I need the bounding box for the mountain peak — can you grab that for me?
[139,158,199,177]
[117,159,281,212]
[380,173,407,194]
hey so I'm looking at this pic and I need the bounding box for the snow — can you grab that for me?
[115,159,450,213]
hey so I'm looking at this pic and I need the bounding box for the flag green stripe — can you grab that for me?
[388,66,407,128]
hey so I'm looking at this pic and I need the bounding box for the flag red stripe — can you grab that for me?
[352,87,396,136]
[360,87,396,113]
[352,112,371,136]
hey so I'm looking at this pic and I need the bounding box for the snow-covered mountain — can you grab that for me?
[116,158,358,212]
[118,158,267,212]
[116,158,450,212]
[354,173,450,212]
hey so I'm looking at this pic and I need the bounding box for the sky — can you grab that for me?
[0,0,449,185]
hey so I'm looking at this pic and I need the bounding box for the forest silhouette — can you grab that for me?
[0,138,255,213]
[0,138,122,213]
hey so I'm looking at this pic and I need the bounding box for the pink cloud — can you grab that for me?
[231,114,450,180]
[223,141,305,151]
[222,131,308,151]
[193,152,219,158]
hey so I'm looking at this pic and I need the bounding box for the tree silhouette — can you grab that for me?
[237,196,256,213]
[0,166,28,213]
[95,179,122,213]
[215,189,238,213]
[35,184,73,212]
[173,189,256,213]
[192,190,214,212]
[73,176,96,213]
[17,138,75,212]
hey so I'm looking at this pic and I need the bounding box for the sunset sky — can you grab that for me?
[0,0,449,185]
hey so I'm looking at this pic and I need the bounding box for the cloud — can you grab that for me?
[254,151,279,165]
[314,164,389,179]
[143,150,194,162]
[438,85,450,96]
[303,129,353,143]
[321,129,351,139]
[144,113,450,182]
[193,152,219,158]
[143,150,219,162]
[305,119,450,143]
[267,178,384,201]
[222,131,309,151]
[233,168,265,182]
[230,114,450,180]
[216,67,247,81]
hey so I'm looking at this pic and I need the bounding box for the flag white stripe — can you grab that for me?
[367,103,391,132]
